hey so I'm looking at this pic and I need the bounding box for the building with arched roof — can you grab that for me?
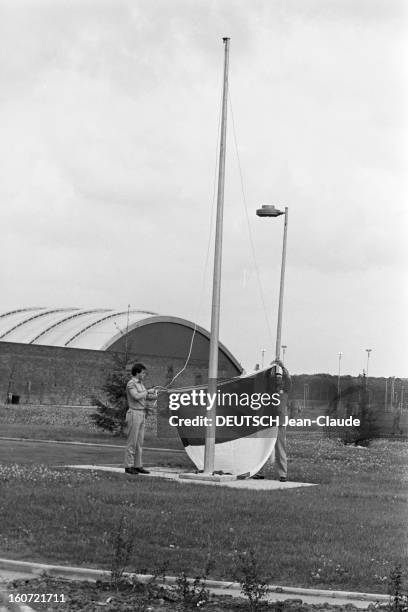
[0,307,242,406]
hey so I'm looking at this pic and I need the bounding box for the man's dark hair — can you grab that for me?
[131,362,147,376]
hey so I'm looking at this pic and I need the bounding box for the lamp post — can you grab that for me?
[281,345,287,365]
[256,205,288,362]
[365,349,372,377]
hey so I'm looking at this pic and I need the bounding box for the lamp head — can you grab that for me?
[256,205,285,218]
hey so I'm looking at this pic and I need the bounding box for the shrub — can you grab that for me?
[109,513,137,589]
[90,355,129,435]
[233,549,269,611]
[388,565,408,612]
[174,571,210,608]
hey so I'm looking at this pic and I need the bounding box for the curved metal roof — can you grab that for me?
[0,308,242,371]
[0,307,157,349]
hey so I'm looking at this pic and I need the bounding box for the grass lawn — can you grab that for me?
[1,434,407,594]
[0,404,183,450]
[0,422,183,451]
[0,439,191,469]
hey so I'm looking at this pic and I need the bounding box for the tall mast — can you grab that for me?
[204,37,230,474]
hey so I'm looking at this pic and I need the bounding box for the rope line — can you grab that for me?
[164,76,224,389]
[154,84,274,392]
[228,90,275,348]
[160,83,275,391]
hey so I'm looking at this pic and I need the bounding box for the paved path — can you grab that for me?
[0,559,388,609]
[67,464,317,490]
[0,570,34,582]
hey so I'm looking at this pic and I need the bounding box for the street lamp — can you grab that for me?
[256,204,288,362]
[281,345,287,364]
[365,349,372,377]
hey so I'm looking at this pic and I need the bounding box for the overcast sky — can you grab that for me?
[1,0,407,377]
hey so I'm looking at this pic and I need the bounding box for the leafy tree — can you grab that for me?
[354,375,381,445]
[326,374,380,445]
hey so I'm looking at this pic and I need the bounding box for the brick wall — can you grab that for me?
[0,342,114,406]
[0,327,241,407]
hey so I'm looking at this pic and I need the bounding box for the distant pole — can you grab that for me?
[365,348,372,377]
[261,348,266,369]
[282,345,287,365]
[275,208,288,361]
[337,352,343,398]
[204,37,230,474]
[385,379,388,411]
[303,383,309,412]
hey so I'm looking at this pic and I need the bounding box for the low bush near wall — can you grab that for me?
[0,404,99,430]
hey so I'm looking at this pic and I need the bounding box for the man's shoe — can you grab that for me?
[135,467,150,474]
[279,477,287,482]
[125,467,138,475]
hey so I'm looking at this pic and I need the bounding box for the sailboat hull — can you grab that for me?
[165,366,279,477]
[183,428,277,478]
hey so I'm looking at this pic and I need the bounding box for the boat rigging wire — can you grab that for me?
[159,76,224,390]
[228,90,275,348]
[158,81,275,392]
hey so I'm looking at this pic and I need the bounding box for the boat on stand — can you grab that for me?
[160,38,284,478]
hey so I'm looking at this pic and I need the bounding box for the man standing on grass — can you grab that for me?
[272,359,292,482]
[252,359,292,481]
[124,362,152,475]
